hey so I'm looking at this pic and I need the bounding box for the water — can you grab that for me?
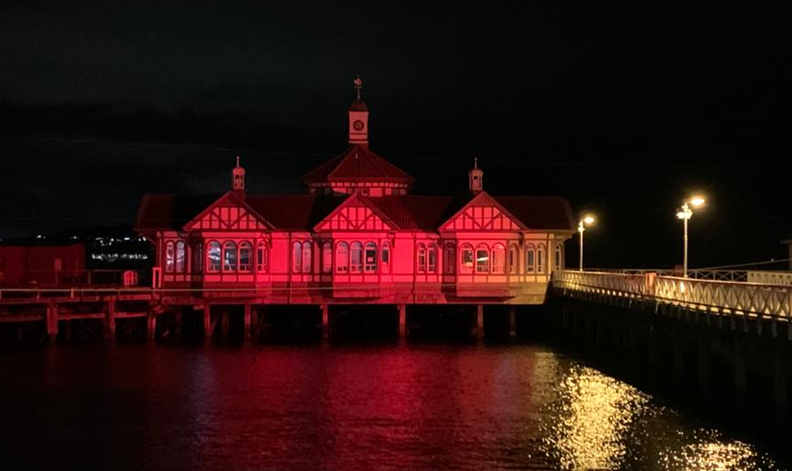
[0,343,784,471]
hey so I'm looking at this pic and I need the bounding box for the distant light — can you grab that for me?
[36,234,44,239]
[690,196,705,207]
[123,237,131,241]
[71,235,79,240]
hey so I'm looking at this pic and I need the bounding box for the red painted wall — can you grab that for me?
[0,244,85,286]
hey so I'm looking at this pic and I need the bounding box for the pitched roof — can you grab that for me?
[302,145,414,184]
[135,192,574,233]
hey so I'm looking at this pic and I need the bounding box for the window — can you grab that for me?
[302,241,312,273]
[322,242,332,273]
[509,244,518,274]
[239,242,252,272]
[350,242,363,273]
[381,241,391,274]
[364,242,377,273]
[292,241,302,273]
[336,242,349,273]
[554,243,562,271]
[193,242,203,273]
[207,241,221,272]
[491,243,505,274]
[223,241,237,272]
[427,244,438,273]
[536,244,546,273]
[460,244,474,274]
[476,244,490,273]
[444,243,455,274]
[525,245,535,273]
[175,241,186,273]
[417,243,426,273]
[165,241,175,273]
[256,242,268,273]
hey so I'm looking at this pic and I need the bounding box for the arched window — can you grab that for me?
[381,241,391,274]
[427,243,438,273]
[207,241,221,272]
[554,243,562,271]
[165,241,175,273]
[322,242,332,273]
[292,241,302,273]
[536,244,546,273]
[416,243,426,273]
[525,245,535,273]
[509,244,518,274]
[302,241,312,273]
[336,242,349,273]
[364,242,377,273]
[256,242,268,273]
[460,244,474,274]
[239,241,252,272]
[223,241,237,272]
[444,243,455,274]
[350,242,363,273]
[175,241,186,273]
[491,243,506,274]
[194,242,203,273]
[476,244,490,273]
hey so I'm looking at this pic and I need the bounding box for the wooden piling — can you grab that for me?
[146,311,157,341]
[244,304,252,340]
[203,305,212,342]
[734,338,747,415]
[697,332,711,401]
[105,299,116,342]
[220,310,230,339]
[321,304,330,340]
[507,306,516,339]
[473,304,484,340]
[45,301,58,344]
[775,344,788,429]
[398,304,407,339]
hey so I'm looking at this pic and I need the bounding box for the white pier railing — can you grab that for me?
[552,270,792,320]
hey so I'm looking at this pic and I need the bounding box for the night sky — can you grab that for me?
[1,1,790,269]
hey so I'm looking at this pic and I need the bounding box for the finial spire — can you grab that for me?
[232,155,246,192]
[236,155,240,167]
[353,75,363,100]
[474,157,478,169]
[468,157,483,194]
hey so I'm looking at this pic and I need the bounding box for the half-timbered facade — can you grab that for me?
[136,79,575,305]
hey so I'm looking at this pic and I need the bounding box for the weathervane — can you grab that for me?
[353,75,363,100]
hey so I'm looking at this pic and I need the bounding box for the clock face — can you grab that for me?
[353,120,365,131]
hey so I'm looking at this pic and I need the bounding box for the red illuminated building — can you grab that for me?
[136,79,575,307]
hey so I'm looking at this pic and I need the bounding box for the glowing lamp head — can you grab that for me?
[583,215,595,225]
[690,196,705,207]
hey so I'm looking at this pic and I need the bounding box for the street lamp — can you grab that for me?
[577,214,596,271]
[676,196,705,277]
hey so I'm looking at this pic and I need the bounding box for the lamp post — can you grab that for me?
[577,215,595,271]
[676,196,705,277]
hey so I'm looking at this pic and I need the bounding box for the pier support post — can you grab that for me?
[509,306,517,339]
[734,338,747,416]
[775,344,788,429]
[220,309,230,339]
[203,305,212,342]
[105,299,116,343]
[473,304,484,340]
[697,332,711,402]
[673,333,685,391]
[321,304,330,340]
[174,308,182,338]
[146,311,157,341]
[45,301,59,344]
[398,304,407,339]
[244,304,252,340]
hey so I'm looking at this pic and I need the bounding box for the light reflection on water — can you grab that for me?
[0,344,785,470]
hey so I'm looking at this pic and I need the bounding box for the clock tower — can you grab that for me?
[348,76,369,145]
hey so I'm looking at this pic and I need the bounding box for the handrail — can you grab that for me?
[552,270,792,320]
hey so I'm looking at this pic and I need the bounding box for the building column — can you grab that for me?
[244,304,252,340]
[203,305,212,342]
[105,299,116,343]
[46,301,59,344]
[321,304,330,340]
[398,304,407,339]
[508,306,517,339]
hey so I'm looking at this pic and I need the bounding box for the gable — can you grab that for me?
[440,193,525,232]
[314,195,396,232]
[184,194,270,231]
